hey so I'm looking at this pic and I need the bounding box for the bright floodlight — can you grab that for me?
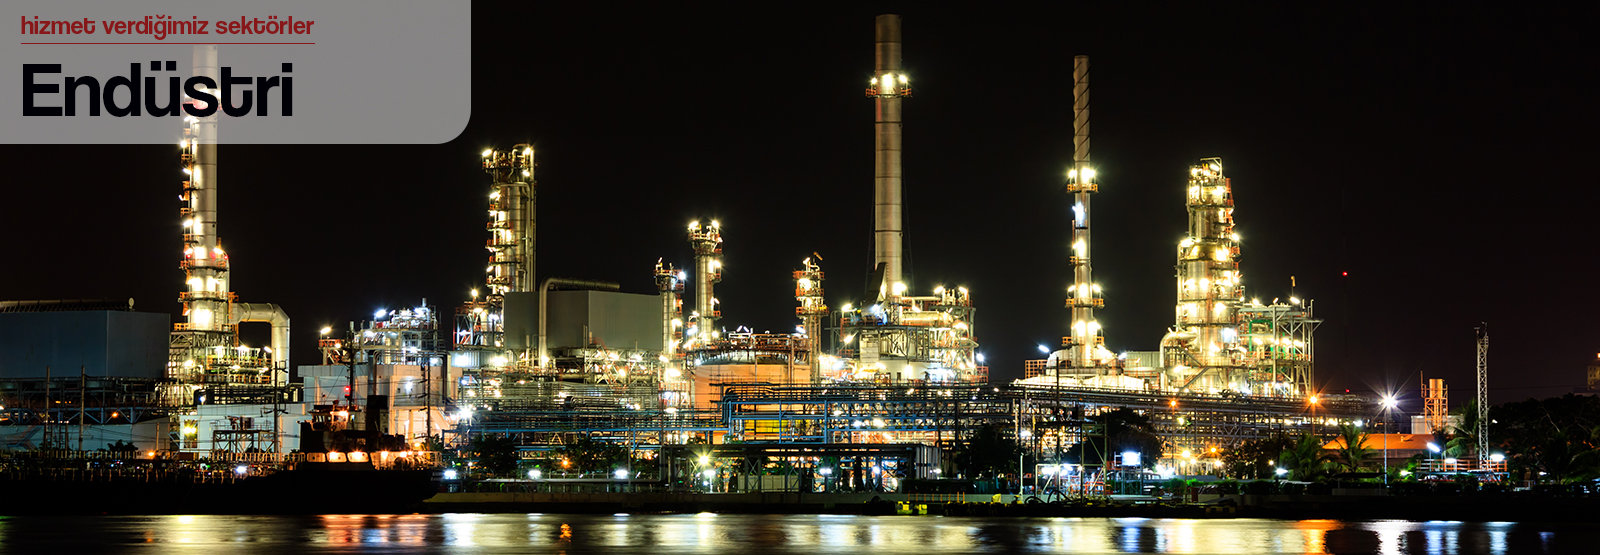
[1490,453,1505,462]
[234,465,248,475]
[529,469,542,479]
[319,326,332,335]
[1275,468,1288,476]
[1038,344,1050,354]
[699,455,710,465]
[1122,452,1141,467]
[614,469,629,479]
[1381,395,1398,409]
[1427,443,1441,453]
[443,469,458,480]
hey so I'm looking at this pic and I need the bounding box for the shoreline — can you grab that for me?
[417,492,1600,523]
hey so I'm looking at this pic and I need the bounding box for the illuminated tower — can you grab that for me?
[866,14,909,289]
[794,257,827,384]
[686,220,723,348]
[172,45,289,390]
[458,145,535,364]
[1062,55,1109,374]
[484,146,537,299]
[1169,158,1244,391]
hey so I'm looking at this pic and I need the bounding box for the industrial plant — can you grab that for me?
[0,15,1495,497]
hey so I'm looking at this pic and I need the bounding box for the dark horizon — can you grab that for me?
[2,4,1597,408]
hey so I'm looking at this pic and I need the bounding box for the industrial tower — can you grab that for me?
[1165,159,1244,390]
[870,14,907,289]
[456,145,536,367]
[168,45,292,453]
[685,220,723,349]
[1476,323,1489,460]
[794,257,828,384]
[1060,55,1111,375]
[841,15,981,383]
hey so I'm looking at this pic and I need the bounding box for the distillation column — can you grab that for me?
[794,258,828,384]
[687,221,723,348]
[484,146,537,298]
[180,45,227,337]
[468,145,536,362]
[655,260,687,402]
[1064,55,1107,373]
[1169,158,1244,391]
[868,14,909,289]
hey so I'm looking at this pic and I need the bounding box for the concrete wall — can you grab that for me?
[0,311,169,379]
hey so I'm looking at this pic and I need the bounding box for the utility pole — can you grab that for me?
[43,366,50,450]
[78,366,86,452]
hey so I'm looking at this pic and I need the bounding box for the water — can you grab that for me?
[0,514,1590,554]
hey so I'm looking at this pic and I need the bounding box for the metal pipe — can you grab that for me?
[232,302,290,381]
[873,14,905,288]
[537,278,621,365]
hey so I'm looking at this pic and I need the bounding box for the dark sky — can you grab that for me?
[3,3,1598,408]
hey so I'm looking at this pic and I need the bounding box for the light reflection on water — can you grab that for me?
[0,513,1592,553]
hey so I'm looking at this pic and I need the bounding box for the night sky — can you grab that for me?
[3,4,1598,408]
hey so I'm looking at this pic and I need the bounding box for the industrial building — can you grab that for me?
[0,16,1415,487]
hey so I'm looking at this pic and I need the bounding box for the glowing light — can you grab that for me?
[1490,453,1504,462]
[481,149,492,157]
[444,469,459,480]
[614,469,629,479]
[1037,344,1049,354]
[898,73,908,83]
[529,469,542,479]
[1081,168,1096,180]
[235,465,248,475]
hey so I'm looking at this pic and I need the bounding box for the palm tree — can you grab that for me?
[1445,400,1482,458]
[1331,422,1372,472]
[1279,434,1333,481]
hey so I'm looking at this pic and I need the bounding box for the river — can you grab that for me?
[0,513,1590,554]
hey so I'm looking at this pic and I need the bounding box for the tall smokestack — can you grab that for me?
[869,14,907,292]
[181,45,226,333]
[1066,55,1104,372]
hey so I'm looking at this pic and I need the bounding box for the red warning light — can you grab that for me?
[1342,271,1348,276]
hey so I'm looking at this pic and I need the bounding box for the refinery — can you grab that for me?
[1,14,1502,501]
